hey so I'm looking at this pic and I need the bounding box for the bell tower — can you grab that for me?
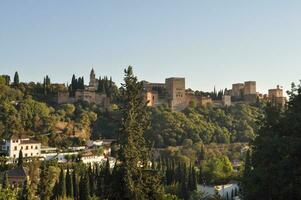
[89,68,96,88]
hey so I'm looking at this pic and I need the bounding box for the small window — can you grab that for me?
[26,146,28,150]
[14,146,17,151]
[31,153,33,156]
[13,154,16,158]
[25,153,27,157]
[21,146,23,150]
[31,146,33,149]
[35,146,38,149]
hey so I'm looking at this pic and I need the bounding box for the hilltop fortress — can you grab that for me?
[144,78,285,111]
[56,69,285,111]
[143,77,230,111]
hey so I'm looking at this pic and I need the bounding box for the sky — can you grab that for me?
[0,0,301,94]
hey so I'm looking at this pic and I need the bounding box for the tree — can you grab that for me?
[103,158,111,197]
[18,150,23,166]
[72,169,78,200]
[241,149,251,199]
[2,172,9,189]
[79,174,90,200]
[38,162,50,200]
[117,66,163,199]
[0,76,6,85]
[244,82,301,200]
[66,168,73,198]
[51,181,59,200]
[19,178,32,200]
[13,71,19,85]
[58,168,66,197]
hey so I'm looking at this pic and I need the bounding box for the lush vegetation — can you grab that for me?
[241,82,301,200]
[146,103,261,147]
[5,69,297,200]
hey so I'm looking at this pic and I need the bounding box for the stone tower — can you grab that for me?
[89,68,98,90]
[165,77,186,111]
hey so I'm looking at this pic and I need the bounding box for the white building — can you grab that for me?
[40,151,79,163]
[2,136,41,159]
[198,183,239,199]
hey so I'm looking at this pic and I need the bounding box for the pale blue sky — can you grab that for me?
[0,1,300,93]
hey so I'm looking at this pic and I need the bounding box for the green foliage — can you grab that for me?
[66,168,73,198]
[242,82,301,200]
[0,76,6,85]
[13,71,19,85]
[19,178,33,200]
[200,156,233,184]
[116,66,164,199]
[58,168,66,197]
[39,162,51,200]
[18,150,23,166]
[79,173,90,200]
[0,187,18,200]
[145,103,261,148]
[2,172,9,189]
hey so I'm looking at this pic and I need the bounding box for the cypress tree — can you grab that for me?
[117,66,163,199]
[52,181,60,200]
[191,166,197,191]
[179,164,189,200]
[79,174,90,200]
[38,162,50,200]
[241,149,251,199]
[88,165,94,197]
[72,169,78,200]
[58,168,66,197]
[188,163,193,191]
[13,71,19,85]
[66,168,73,198]
[71,74,76,96]
[18,150,23,166]
[20,178,32,200]
[103,158,111,196]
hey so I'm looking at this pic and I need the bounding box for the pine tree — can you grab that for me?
[58,168,66,197]
[117,66,163,199]
[13,71,19,85]
[18,150,23,166]
[66,168,73,198]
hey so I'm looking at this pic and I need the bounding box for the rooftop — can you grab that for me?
[20,139,40,144]
[7,166,27,178]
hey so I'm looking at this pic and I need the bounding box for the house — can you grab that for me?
[2,136,41,159]
[6,166,28,186]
